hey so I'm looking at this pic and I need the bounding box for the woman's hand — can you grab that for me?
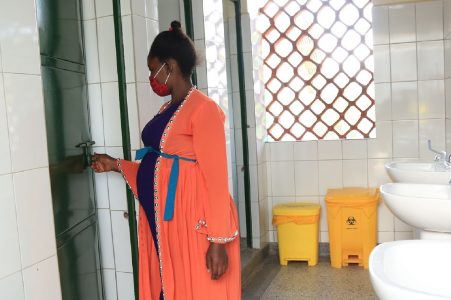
[91,153,119,173]
[206,243,228,280]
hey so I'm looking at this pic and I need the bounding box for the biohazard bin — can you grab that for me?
[272,202,321,266]
[325,188,379,269]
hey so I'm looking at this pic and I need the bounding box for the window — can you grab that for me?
[259,0,375,141]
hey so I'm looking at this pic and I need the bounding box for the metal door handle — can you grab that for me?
[75,141,95,166]
[76,141,96,148]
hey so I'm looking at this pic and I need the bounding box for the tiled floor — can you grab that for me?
[243,255,377,300]
[241,238,260,268]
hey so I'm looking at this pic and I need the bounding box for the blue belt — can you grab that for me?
[135,146,196,221]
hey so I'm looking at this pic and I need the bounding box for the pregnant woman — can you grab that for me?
[91,21,241,300]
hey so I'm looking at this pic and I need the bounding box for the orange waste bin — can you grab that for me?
[325,188,379,269]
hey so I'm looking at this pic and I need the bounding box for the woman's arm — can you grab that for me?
[91,153,140,198]
[192,100,238,280]
[192,101,238,240]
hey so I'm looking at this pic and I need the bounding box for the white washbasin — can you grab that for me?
[370,240,451,300]
[385,161,451,184]
[380,183,451,237]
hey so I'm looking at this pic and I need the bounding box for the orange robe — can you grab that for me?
[118,89,241,300]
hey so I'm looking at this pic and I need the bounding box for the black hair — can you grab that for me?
[148,20,198,77]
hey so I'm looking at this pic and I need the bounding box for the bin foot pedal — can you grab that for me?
[344,255,362,266]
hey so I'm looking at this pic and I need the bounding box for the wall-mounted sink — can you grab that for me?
[385,162,451,184]
[370,240,451,300]
[380,183,451,239]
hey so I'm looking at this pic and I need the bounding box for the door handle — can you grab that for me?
[76,141,96,148]
[75,140,95,166]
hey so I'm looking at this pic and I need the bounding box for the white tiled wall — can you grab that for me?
[256,0,449,244]
[83,0,160,299]
[446,1,451,154]
[83,4,128,299]
[200,0,235,198]
[223,0,268,248]
[0,0,61,298]
[177,0,245,241]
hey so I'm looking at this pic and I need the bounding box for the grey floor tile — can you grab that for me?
[243,256,377,300]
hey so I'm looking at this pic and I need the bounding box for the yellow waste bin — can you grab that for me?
[272,202,321,266]
[325,188,379,269]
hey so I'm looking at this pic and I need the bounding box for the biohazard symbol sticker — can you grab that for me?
[346,216,356,225]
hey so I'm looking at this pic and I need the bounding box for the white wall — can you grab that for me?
[0,0,162,298]
[200,0,239,212]
[83,0,162,299]
[0,0,62,299]
[83,2,131,298]
[223,1,266,248]
[258,0,448,244]
[157,0,181,30]
[446,0,451,150]
[182,0,239,227]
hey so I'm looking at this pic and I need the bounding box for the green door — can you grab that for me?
[36,1,103,299]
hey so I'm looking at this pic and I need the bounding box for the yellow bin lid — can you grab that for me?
[273,202,320,216]
[325,187,379,204]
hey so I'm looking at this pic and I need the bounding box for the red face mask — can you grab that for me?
[149,63,171,96]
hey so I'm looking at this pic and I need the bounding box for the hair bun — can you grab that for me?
[170,20,182,32]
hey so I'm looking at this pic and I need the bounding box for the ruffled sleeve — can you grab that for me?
[117,159,140,198]
[191,100,239,244]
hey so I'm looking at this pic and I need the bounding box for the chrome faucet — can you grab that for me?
[428,140,451,167]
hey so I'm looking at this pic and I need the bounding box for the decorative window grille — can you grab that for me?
[259,0,375,141]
